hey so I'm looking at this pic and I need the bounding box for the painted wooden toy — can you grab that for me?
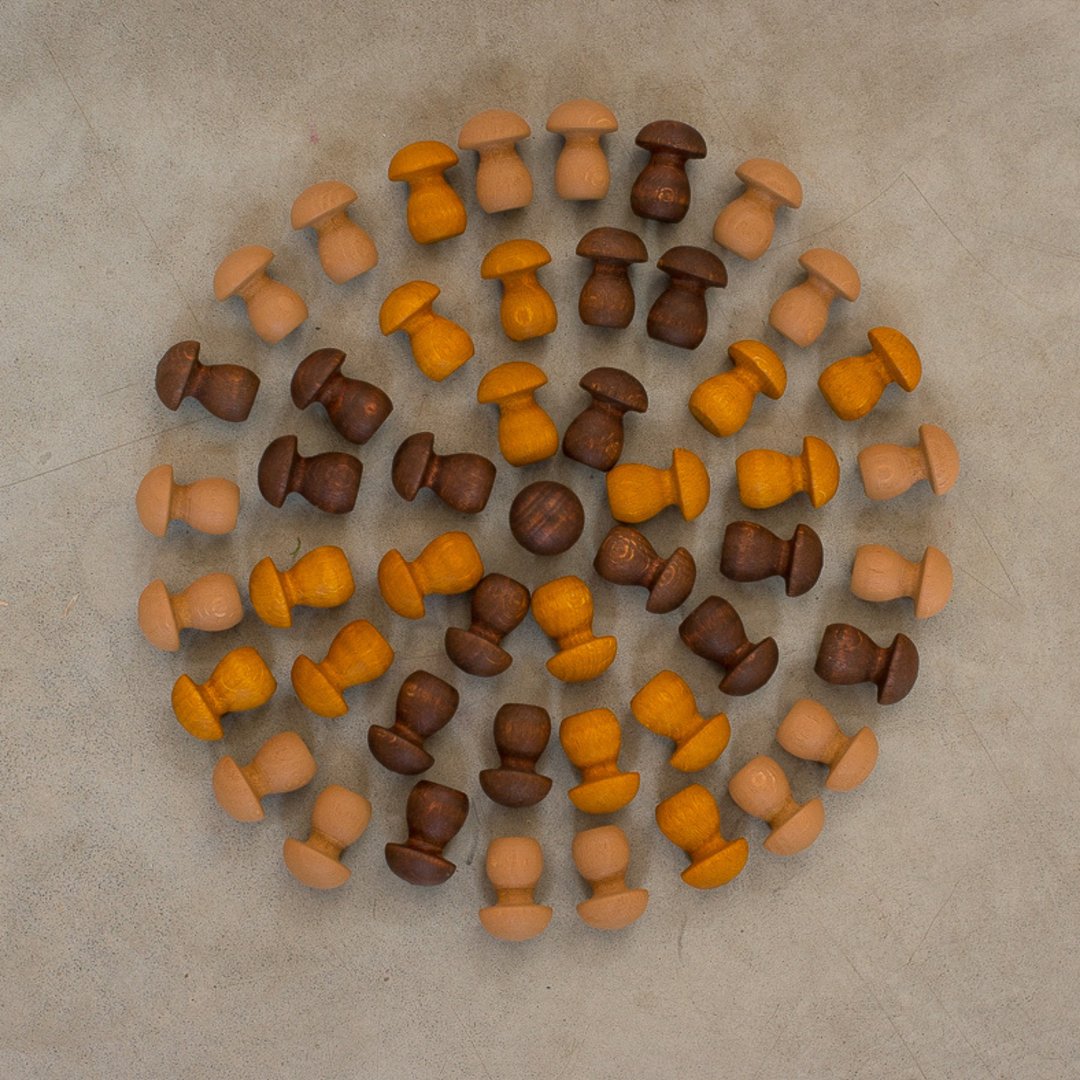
[509,481,584,556]
[368,670,459,775]
[479,837,553,942]
[631,671,730,771]
[213,245,307,345]
[563,367,648,471]
[476,361,558,466]
[735,435,840,510]
[547,99,618,200]
[606,447,710,524]
[573,825,649,931]
[814,623,919,704]
[768,248,860,348]
[630,120,706,223]
[712,158,803,260]
[445,573,530,677]
[776,699,878,792]
[248,545,355,628]
[646,246,727,350]
[720,521,824,597]
[575,228,649,328]
[212,731,317,822]
[392,432,496,514]
[728,756,825,855]
[138,572,243,652]
[377,531,484,619]
[559,708,640,813]
[459,108,533,212]
[379,280,475,382]
[291,619,394,717]
[688,339,787,438]
[481,239,557,341]
[290,348,392,445]
[156,341,259,422]
[171,645,276,741]
[593,525,696,614]
[257,435,362,514]
[479,704,552,807]
[385,780,469,886]
[819,327,922,421]
[851,544,953,618]
[531,576,617,683]
[387,140,467,244]
[679,596,779,696]
[283,785,371,889]
[858,423,960,501]
[136,464,239,537]
[291,180,378,284]
[655,784,748,889]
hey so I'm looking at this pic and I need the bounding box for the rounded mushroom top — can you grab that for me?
[579,367,648,414]
[798,248,861,301]
[388,140,459,182]
[728,339,787,399]
[802,436,841,507]
[734,158,803,208]
[136,463,174,536]
[459,108,531,151]
[917,423,960,494]
[213,245,274,300]
[379,280,441,334]
[576,226,648,266]
[290,180,357,230]
[635,120,706,160]
[477,360,548,404]
[480,238,551,280]
[290,347,347,409]
[868,327,921,391]
[656,245,727,289]
[546,98,617,136]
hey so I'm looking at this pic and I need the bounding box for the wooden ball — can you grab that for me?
[509,481,584,556]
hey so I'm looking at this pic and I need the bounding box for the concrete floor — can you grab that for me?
[2,1,1079,1077]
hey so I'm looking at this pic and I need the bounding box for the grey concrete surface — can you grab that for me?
[2,1,1079,1077]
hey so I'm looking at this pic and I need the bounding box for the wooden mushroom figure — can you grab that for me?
[156,341,259,423]
[479,837,553,942]
[213,245,307,345]
[136,464,239,537]
[573,825,649,931]
[575,227,649,329]
[689,339,787,438]
[387,140,467,244]
[290,348,393,446]
[776,699,879,792]
[768,248,860,348]
[736,435,840,510]
[563,367,648,472]
[647,246,727,350]
[819,327,922,421]
[631,120,707,223]
[291,180,377,284]
[283,785,371,889]
[858,423,960,501]
[476,361,558,466]
[379,281,475,382]
[728,756,825,856]
[138,573,243,652]
[458,108,533,213]
[851,544,953,618]
[213,731,317,822]
[546,98,618,200]
[712,158,803,261]
[481,239,557,341]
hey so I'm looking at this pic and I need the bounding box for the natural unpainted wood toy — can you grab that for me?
[248,545,355,628]
[458,108,533,213]
[654,784,748,889]
[606,447,710,523]
[593,525,696,614]
[369,670,459,775]
[631,670,730,772]
[814,623,919,704]
[776,699,878,792]
[559,708,640,813]
[576,227,649,329]
[387,140,467,245]
[445,573,530,677]
[720,520,824,597]
[768,248,860,348]
[379,280,475,382]
[290,348,393,445]
[479,837,553,942]
[509,481,584,556]
[819,327,922,421]
[213,245,308,345]
[630,120,706,223]
[138,572,243,652]
[479,703,552,808]
[291,180,378,284]
[385,781,469,886]
[858,423,960,501]
[257,435,362,514]
[851,544,953,618]
[563,367,648,471]
[481,239,557,341]
[171,645,276,741]
[377,531,484,619]
[688,339,787,438]
[392,431,496,514]
[736,435,840,510]
[476,361,558,466]
[573,825,649,931]
[531,576,617,683]
[136,464,239,537]
[156,341,259,422]
[212,731,317,822]
[679,595,779,696]
[283,785,371,890]
[546,99,618,201]
[728,755,825,856]
[291,619,394,717]
[646,246,727,350]
[712,158,803,260]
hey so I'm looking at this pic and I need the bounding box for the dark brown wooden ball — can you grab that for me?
[509,481,585,556]
[156,340,259,422]
[814,623,919,704]
[479,703,553,808]
[384,781,469,886]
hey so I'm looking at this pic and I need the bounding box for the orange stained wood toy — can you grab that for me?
[171,645,277,741]
[377,531,484,620]
[138,572,243,652]
[546,98,618,201]
[688,339,787,438]
[606,447,710,523]
[630,670,731,772]
[291,619,394,717]
[736,435,840,510]
[212,731,317,822]
[480,239,557,341]
[728,755,825,855]
[531,576,617,683]
[136,464,239,537]
[654,783,748,889]
[559,708,640,813]
[283,785,372,890]
[378,280,475,382]
[851,543,953,618]
[819,327,922,421]
[458,108,533,213]
[476,361,558,466]
[768,247,860,348]
[248,545,355,628]
[479,837,553,943]
[776,699,879,792]
[387,140,467,245]
[213,244,308,345]
[572,825,649,931]
[858,422,960,501]
[290,180,378,284]
[712,157,803,261]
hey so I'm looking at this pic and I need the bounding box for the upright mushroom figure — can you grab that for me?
[481,239,557,341]
[213,245,308,345]
[379,280,474,382]
[769,248,861,348]
[712,159,803,261]
[546,98,618,201]
[458,108,533,213]
[647,246,727,350]
[291,180,378,284]
[576,227,649,329]
[630,120,707,223]
[387,140,467,245]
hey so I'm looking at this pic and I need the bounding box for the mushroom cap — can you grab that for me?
[915,545,954,619]
[670,447,711,520]
[634,120,706,159]
[668,711,731,773]
[728,339,787,399]
[798,247,861,301]
[213,245,274,300]
[868,326,922,391]
[391,431,436,501]
[290,348,347,410]
[569,771,640,814]
[458,108,531,151]
[802,436,841,508]
[387,140,459,181]
[135,464,174,536]
[575,226,648,266]
[734,158,803,208]
[917,423,960,494]
[547,636,618,684]
[479,902,553,942]
[577,888,649,930]
[546,98,617,135]
[257,435,300,508]
[137,578,179,652]
[878,633,919,704]
[379,280,441,334]
[787,523,825,597]
[477,360,548,404]
[283,837,352,889]
[764,797,825,855]
[290,180,357,230]
[645,547,696,614]
[656,245,727,289]
[827,726,879,791]
[211,756,264,822]
[578,366,648,414]
[155,340,201,410]
[377,548,426,619]
[480,238,551,279]
[682,836,749,889]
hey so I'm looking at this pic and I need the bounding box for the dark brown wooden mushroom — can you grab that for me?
[256,435,361,514]
[391,432,496,514]
[647,246,727,350]
[562,367,648,472]
[630,120,707,223]
[156,340,259,422]
[290,348,392,445]
[814,624,918,704]
[575,227,649,328]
